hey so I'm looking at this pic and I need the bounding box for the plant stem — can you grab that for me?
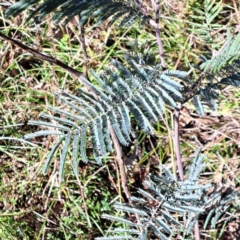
[148,2,201,238]
[135,0,166,67]
[0,31,84,78]
[109,125,131,200]
[109,126,141,224]
[175,103,201,240]
[173,103,184,181]
[79,25,89,79]
[151,0,166,68]
[194,220,201,240]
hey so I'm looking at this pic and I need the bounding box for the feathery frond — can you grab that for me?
[24,54,185,180]
[96,150,209,239]
[201,30,240,72]
[6,0,149,27]
[97,149,240,239]
[190,0,223,48]
[185,31,240,115]
[203,188,240,230]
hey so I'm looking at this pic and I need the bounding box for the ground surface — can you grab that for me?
[0,0,239,239]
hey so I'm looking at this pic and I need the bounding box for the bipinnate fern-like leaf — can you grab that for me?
[192,57,240,116]
[96,150,209,239]
[6,0,149,28]
[96,149,240,239]
[186,31,240,116]
[201,30,240,73]
[203,187,240,230]
[134,37,238,118]
[24,55,185,180]
[190,0,223,46]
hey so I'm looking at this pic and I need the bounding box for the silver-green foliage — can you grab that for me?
[4,1,240,236]
[191,31,240,116]
[6,0,149,27]
[200,29,240,73]
[24,55,185,180]
[6,0,240,180]
[190,0,223,48]
[21,44,240,180]
[96,150,239,239]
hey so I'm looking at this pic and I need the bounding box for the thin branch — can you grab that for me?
[184,80,205,105]
[109,125,141,225]
[194,220,201,240]
[79,22,89,79]
[151,0,166,68]
[0,31,84,79]
[135,0,166,67]
[173,103,184,181]
[109,125,131,199]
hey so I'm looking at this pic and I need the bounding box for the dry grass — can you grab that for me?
[0,0,239,239]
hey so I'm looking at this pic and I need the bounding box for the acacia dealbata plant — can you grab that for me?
[3,0,240,239]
